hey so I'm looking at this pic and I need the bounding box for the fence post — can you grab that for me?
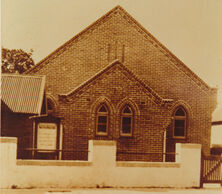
[0,137,18,188]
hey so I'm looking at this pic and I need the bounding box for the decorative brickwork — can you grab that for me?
[59,61,172,161]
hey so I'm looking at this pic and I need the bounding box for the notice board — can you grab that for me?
[37,123,57,152]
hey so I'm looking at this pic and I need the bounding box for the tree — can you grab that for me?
[1,47,35,74]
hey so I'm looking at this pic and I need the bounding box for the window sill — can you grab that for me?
[173,136,186,140]
[119,134,134,139]
[95,133,108,137]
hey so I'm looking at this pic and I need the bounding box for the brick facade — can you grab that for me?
[59,61,172,161]
[26,6,217,160]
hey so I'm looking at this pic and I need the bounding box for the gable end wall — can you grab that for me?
[28,8,217,156]
[59,66,171,161]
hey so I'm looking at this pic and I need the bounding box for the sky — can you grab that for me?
[1,0,222,109]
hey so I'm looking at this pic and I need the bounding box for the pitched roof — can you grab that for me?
[25,6,213,93]
[59,60,173,105]
[1,74,45,114]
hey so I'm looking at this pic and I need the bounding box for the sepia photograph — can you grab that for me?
[1,0,222,193]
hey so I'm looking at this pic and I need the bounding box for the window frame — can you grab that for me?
[120,105,134,137]
[173,107,187,139]
[96,104,109,136]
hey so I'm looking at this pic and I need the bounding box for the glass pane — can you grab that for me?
[175,120,185,127]
[122,125,131,134]
[99,105,107,112]
[174,120,185,136]
[122,117,131,125]
[123,106,131,113]
[98,116,107,123]
[98,124,107,132]
[174,127,185,136]
[175,108,185,116]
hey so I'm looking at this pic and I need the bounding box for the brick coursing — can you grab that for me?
[59,63,172,161]
[26,6,217,160]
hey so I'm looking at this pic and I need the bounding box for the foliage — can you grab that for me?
[1,47,35,74]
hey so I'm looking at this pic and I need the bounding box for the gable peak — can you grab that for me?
[59,59,164,105]
[26,5,213,93]
[108,5,126,13]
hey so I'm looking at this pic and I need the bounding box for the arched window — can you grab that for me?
[47,98,56,114]
[120,105,133,137]
[173,107,187,138]
[96,104,109,136]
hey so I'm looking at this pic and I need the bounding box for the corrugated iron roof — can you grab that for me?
[1,74,45,114]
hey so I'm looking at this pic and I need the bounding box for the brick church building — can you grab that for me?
[2,6,217,161]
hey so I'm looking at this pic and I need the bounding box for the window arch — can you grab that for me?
[96,104,109,136]
[46,96,57,115]
[173,106,187,138]
[120,104,134,137]
[47,98,54,113]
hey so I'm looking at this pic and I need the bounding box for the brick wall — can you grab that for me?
[59,63,173,161]
[28,7,217,157]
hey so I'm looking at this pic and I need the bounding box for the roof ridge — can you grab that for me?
[2,73,45,79]
[59,60,164,105]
